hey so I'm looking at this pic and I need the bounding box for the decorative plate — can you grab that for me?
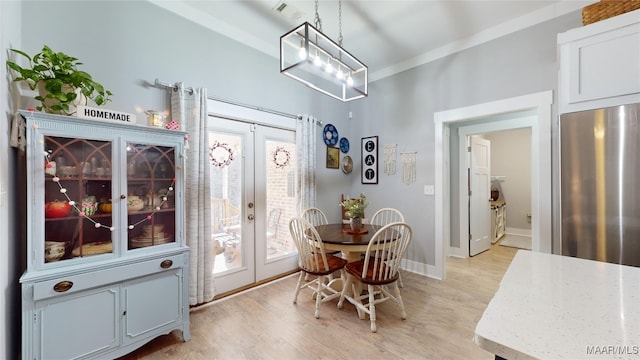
[323,124,339,146]
[339,137,350,153]
[342,155,353,174]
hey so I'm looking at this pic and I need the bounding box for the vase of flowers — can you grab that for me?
[340,193,368,230]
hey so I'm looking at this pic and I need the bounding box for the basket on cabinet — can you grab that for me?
[582,0,640,25]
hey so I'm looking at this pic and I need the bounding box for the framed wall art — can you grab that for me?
[326,146,340,169]
[361,136,378,184]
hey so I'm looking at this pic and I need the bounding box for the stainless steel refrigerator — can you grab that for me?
[560,102,640,267]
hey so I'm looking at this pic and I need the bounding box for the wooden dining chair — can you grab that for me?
[338,222,412,332]
[369,208,406,287]
[301,207,338,280]
[301,207,328,226]
[370,207,405,226]
[289,217,347,319]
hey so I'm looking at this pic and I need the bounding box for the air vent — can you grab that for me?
[275,2,287,12]
[272,1,304,22]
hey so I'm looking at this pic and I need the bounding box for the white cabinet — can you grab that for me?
[558,9,640,114]
[491,202,506,244]
[18,110,190,359]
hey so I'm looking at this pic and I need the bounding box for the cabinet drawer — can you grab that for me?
[32,254,185,301]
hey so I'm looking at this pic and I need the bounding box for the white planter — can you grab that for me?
[37,81,87,115]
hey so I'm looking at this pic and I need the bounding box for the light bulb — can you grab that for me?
[314,54,322,67]
[347,74,354,86]
[325,59,333,74]
[336,67,344,80]
[298,39,307,60]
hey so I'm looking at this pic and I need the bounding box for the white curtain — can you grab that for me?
[296,114,318,213]
[171,83,215,305]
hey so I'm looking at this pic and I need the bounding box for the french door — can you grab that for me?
[209,116,298,295]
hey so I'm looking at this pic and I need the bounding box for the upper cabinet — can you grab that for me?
[19,110,190,359]
[558,9,640,114]
[24,111,185,270]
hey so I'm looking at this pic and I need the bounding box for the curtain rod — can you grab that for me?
[154,78,322,125]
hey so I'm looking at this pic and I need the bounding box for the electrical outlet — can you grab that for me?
[424,185,435,195]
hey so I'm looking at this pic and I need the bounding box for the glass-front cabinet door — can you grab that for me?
[126,142,177,250]
[43,136,115,263]
[27,114,185,272]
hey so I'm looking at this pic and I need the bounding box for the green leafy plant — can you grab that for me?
[340,193,368,218]
[6,45,112,115]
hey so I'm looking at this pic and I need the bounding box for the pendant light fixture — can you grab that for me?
[280,0,368,102]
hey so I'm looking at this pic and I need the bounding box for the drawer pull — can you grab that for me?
[160,260,173,269]
[53,281,73,293]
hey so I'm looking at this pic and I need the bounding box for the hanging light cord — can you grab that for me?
[338,0,343,46]
[314,0,322,32]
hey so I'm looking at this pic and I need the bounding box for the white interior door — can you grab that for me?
[469,136,491,256]
[209,117,298,295]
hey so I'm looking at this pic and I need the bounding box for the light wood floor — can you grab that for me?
[119,244,519,360]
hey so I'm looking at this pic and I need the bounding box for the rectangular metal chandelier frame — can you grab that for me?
[280,22,368,102]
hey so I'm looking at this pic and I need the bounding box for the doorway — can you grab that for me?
[208,101,299,295]
[433,90,553,279]
[465,129,532,257]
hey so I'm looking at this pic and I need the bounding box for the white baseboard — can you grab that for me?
[447,246,466,259]
[505,227,531,236]
[401,259,442,280]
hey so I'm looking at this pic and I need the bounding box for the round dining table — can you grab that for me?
[314,223,383,262]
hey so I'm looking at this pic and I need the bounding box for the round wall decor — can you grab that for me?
[339,137,350,153]
[342,155,353,174]
[323,124,339,146]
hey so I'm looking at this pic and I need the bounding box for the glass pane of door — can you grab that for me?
[211,132,246,275]
[264,141,296,260]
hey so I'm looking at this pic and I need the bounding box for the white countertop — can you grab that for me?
[475,250,640,359]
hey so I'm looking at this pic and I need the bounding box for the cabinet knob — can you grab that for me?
[120,194,126,199]
[160,259,173,269]
[53,281,74,293]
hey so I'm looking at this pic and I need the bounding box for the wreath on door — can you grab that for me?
[209,141,235,168]
[272,146,290,169]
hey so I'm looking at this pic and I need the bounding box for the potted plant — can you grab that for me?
[6,45,112,115]
[340,193,368,230]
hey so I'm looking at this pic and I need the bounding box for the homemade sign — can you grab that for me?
[76,105,136,124]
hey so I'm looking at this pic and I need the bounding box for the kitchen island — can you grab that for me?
[475,250,640,359]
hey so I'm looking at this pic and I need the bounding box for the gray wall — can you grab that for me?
[18,0,353,217]
[349,12,581,265]
[1,1,585,357]
[485,128,532,231]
